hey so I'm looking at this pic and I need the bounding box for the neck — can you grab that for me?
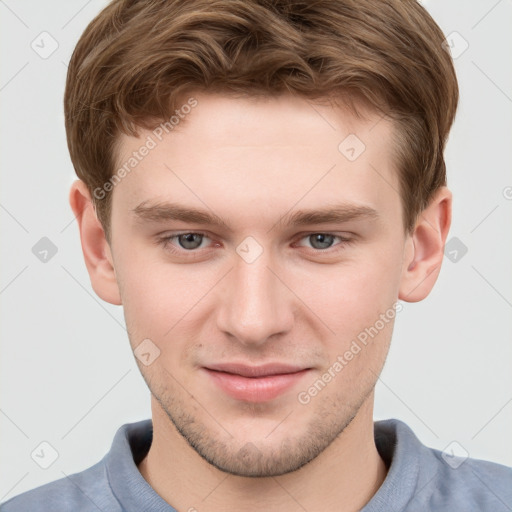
[138,392,387,512]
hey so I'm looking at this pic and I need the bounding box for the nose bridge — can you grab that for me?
[216,248,292,345]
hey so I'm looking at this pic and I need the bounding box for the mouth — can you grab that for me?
[202,363,311,402]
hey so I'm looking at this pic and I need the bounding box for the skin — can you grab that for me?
[70,92,451,512]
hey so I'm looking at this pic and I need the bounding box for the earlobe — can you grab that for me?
[69,180,122,305]
[398,187,452,303]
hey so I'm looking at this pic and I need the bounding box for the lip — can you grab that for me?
[203,363,311,402]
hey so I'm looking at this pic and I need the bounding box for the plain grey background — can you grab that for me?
[1,0,511,502]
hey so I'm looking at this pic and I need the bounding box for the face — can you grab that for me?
[109,93,409,477]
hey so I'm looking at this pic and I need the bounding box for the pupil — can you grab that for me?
[179,233,202,249]
[311,234,333,249]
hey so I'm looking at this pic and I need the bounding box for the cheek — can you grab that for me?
[294,249,402,334]
[114,250,170,341]
[116,250,218,349]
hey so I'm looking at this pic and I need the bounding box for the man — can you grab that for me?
[2,0,511,511]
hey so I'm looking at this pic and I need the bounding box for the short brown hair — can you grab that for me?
[64,0,458,242]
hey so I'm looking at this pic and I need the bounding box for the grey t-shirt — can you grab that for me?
[1,418,511,511]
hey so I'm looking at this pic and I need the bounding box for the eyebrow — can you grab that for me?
[131,200,379,231]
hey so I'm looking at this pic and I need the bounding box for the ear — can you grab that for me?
[398,186,452,302]
[69,180,122,305]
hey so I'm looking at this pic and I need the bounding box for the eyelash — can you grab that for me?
[156,231,355,258]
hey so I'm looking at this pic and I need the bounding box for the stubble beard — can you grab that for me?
[149,373,376,478]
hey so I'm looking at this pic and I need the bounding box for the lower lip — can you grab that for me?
[204,368,310,402]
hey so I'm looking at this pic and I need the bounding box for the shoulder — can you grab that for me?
[425,445,512,509]
[0,460,121,512]
[0,419,152,512]
[375,419,512,511]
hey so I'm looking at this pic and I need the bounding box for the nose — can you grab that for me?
[215,250,294,347]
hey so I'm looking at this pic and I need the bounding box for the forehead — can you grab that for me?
[112,93,400,228]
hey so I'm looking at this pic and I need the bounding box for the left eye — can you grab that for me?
[299,233,340,250]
